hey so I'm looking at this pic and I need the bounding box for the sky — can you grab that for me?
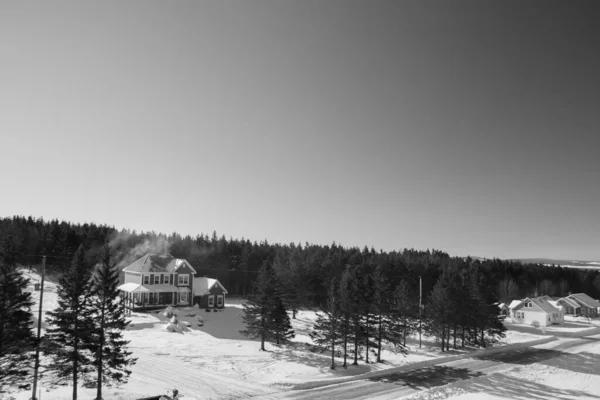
[1,1,599,261]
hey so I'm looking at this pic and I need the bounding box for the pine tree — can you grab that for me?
[348,266,362,365]
[387,281,411,355]
[337,267,352,368]
[89,243,137,400]
[360,266,376,364]
[240,262,272,350]
[44,244,96,400]
[269,294,295,345]
[309,278,340,369]
[469,269,506,347]
[0,235,34,390]
[371,265,389,363]
[427,273,452,351]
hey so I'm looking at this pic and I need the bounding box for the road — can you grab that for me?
[276,336,600,400]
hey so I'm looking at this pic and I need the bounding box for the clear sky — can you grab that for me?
[1,1,599,260]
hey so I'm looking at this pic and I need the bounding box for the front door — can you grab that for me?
[216,295,223,308]
[180,291,188,305]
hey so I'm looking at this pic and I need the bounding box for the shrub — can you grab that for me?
[531,320,540,328]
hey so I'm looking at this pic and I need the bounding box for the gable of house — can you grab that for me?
[513,297,559,314]
[513,298,544,313]
[193,277,228,296]
[508,300,522,309]
[558,297,581,309]
[568,293,600,309]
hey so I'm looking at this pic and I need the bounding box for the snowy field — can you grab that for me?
[5,269,555,400]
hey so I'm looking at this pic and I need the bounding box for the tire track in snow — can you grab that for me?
[132,352,280,399]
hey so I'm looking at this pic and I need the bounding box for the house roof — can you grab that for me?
[122,254,197,274]
[508,300,522,309]
[117,283,144,293]
[497,303,508,309]
[516,297,560,314]
[568,293,600,308]
[193,277,228,296]
[547,300,563,311]
[117,283,182,293]
[530,297,561,313]
[559,297,581,308]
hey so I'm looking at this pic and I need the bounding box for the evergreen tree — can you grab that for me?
[348,266,362,365]
[469,269,506,347]
[240,262,294,349]
[387,281,412,354]
[309,278,340,369]
[240,262,272,351]
[89,244,137,400]
[427,273,452,351]
[269,281,295,345]
[0,235,34,390]
[337,267,352,368]
[370,265,388,363]
[359,265,377,363]
[44,244,96,400]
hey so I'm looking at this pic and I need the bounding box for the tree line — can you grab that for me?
[0,234,136,400]
[3,216,600,308]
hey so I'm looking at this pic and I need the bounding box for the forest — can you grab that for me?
[2,215,600,306]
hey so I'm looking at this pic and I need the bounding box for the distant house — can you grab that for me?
[557,296,581,316]
[563,293,600,317]
[193,277,228,310]
[511,296,563,327]
[117,254,197,309]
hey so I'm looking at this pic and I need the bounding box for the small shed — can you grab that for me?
[193,277,228,309]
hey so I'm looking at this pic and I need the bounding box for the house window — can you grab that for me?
[143,275,149,285]
[178,274,189,286]
[164,275,170,285]
[180,291,188,304]
[154,275,160,284]
[217,295,223,307]
[208,295,215,308]
[526,302,532,308]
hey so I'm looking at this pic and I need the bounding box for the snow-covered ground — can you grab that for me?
[504,315,600,335]
[403,334,600,400]
[4,268,552,400]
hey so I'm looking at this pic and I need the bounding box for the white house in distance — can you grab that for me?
[511,296,563,327]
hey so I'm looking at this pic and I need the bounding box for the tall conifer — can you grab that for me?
[89,244,137,400]
[310,278,340,369]
[0,235,34,390]
[45,244,96,400]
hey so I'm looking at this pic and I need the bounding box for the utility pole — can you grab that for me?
[32,255,46,400]
[419,275,422,349]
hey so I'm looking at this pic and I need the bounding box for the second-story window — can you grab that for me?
[154,275,160,284]
[178,274,189,286]
[143,275,149,285]
[164,275,170,284]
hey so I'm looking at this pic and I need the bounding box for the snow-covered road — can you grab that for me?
[280,336,600,400]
